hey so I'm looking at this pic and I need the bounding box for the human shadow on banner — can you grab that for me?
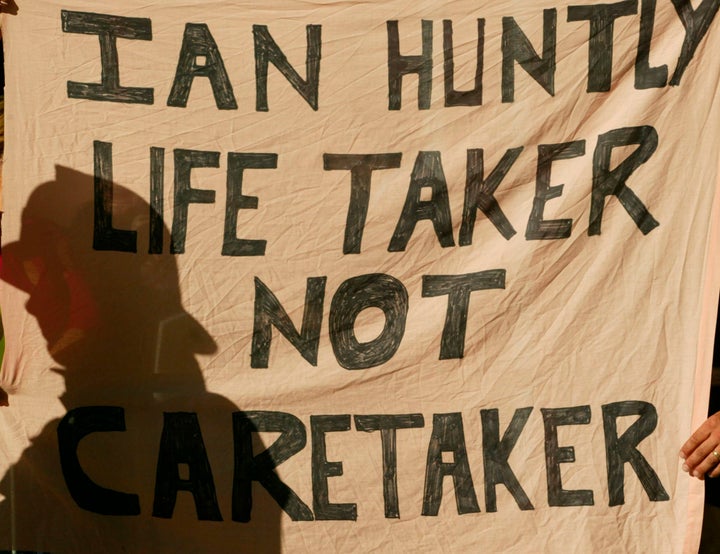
[0,167,290,553]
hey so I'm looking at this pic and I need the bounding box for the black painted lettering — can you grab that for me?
[422,413,480,516]
[251,276,327,368]
[635,0,668,89]
[253,25,322,112]
[670,0,720,85]
[152,412,222,521]
[460,147,523,244]
[387,20,433,110]
[61,10,153,104]
[422,270,506,360]
[602,401,670,505]
[443,20,484,107]
[526,140,586,240]
[232,411,314,522]
[223,153,276,256]
[389,152,455,251]
[149,147,164,254]
[311,415,356,521]
[329,274,408,370]
[57,406,140,516]
[354,414,425,518]
[567,1,638,92]
[590,126,659,235]
[481,407,534,512]
[170,149,219,254]
[93,141,138,253]
[323,153,403,254]
[167,23,237,109]
[502,9,557,102]
[541,406,594,507]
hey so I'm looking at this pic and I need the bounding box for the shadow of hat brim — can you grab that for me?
[1,240,35,292]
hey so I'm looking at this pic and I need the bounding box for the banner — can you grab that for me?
[1,1,719,551]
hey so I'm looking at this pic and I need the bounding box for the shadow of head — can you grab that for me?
[0,168,286,552]
[1,166,215,387]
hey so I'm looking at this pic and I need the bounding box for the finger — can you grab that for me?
[684,437,716,472]
[681,425,712,459]
[691,448,720,478]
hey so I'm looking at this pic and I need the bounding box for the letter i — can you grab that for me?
[149,147,165,254]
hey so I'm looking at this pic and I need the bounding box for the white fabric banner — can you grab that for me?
[1,1,719,552]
